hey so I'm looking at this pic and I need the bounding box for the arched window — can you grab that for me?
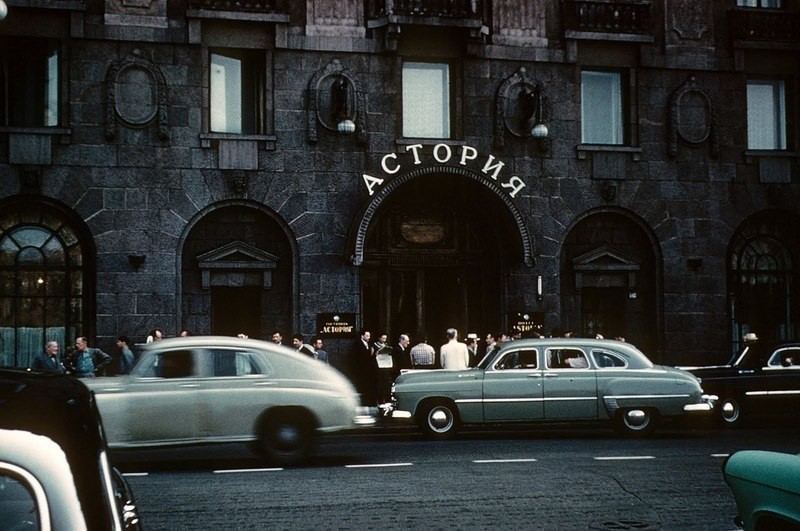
[0,206,88,368]
[729,213,799,354]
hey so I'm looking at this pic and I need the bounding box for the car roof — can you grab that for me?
[139,335,297,353]
[0,369,112,530]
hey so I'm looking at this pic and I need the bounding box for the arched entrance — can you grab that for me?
[358,171,525,344]
[179,202,296,339]
[0,197,95,367]
[728,210,800,355]
[561,209,661,358]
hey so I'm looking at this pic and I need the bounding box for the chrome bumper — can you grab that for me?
[377,402,411,419]
[684,394,717,413]
[353,406,377,426]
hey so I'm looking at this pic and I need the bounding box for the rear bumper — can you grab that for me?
[684,394,717,413]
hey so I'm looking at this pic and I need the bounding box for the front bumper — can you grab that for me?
[377,402,411,419]
[683,394,717,413]
[353,406,378,426]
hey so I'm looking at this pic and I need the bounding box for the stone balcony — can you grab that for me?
[562,0,652,42]
[728,6,800,49]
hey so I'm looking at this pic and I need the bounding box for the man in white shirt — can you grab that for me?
[440,328,469,370]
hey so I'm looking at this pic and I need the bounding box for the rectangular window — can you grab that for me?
[581,70,624,145]
[210,49,265,135]
[737,0,781,7]
[747,80,786,150]
[402,61,450,139]
[0,39,59,127]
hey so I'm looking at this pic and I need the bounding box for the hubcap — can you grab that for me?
[275,424,300,448]
[721,400,739,423]
[624,409,649,429]
[429,407,453,432]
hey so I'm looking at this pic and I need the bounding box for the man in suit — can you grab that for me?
[391,333,411,380]
[31,341,64,374]
[350,329,376,406]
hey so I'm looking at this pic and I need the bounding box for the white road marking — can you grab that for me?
[594,456,655,461]
[472,458,538,464]
[345,463,413,468]
[122,472,149,477]
[711,453,730,458]
[213,468,283,474]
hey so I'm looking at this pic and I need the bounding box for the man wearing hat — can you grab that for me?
[466,333,480,367]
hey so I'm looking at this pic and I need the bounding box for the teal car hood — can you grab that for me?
[725,450,800,496]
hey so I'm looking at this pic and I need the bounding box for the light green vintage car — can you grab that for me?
[388,338,715,438]
[83,336,374,466]
[724,450,800,531]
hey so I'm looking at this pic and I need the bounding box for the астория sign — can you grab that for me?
[362,143,526,198]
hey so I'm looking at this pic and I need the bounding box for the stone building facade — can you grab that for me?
[1,0,798,371]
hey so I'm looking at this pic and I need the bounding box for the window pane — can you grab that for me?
[403,62,450,138]
[581,71,623,145]
[0,39,59,127]
[747,80,786,150]
[210,52,243,134]
[45,50,59,126]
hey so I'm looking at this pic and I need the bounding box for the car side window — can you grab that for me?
[547,348,588,369]
[591,349,628,369]
[495,349,537,370]
[0,471,41,529]
[140,350,194,378]
[211,349,263,377]
[767,347,800,368]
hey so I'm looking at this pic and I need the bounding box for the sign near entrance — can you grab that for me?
[511,311,544,336]
[362,143,527,198]
[316,313,357,338]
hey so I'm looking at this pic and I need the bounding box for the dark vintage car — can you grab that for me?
[387,338,715,438]
[682,342,800,426]
[0,368,140,530]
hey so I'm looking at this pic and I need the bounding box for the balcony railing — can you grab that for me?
[562,0,651,35]
[366,0,483,19]
[728,7,800,44]
[187,0,288,14]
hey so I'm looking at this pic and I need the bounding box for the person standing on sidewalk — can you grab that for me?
[68,337,111,378]
[440,328,469,370]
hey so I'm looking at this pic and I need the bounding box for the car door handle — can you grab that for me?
[544,373,558,378]
[527,373,542,378]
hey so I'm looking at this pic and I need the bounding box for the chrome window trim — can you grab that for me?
[0,462,51,531]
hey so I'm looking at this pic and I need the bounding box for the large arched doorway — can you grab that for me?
[0,197,95,367]
[561,209,661,358]
[180,203,295,339]
[359,173,523,345]
[728,210,800,356]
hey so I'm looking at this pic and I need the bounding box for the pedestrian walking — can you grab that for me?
[116,335,135,375]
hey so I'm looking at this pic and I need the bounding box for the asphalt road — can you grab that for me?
[117,421,799,530]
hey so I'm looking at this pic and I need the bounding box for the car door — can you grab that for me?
[753,346,800,411]
[199,347,275,440]
[122,349,201,444]
[542,347,598,420]
[482,348,544,422]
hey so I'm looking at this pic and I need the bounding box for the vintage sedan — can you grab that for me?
[724,450,800,530]
[683,341,800,426]
[83,336,374,466]
[388,338,715,438]
[0,369,140,530]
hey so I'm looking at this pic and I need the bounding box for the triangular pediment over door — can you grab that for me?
[196,240,279,289]
[572,245,640,291]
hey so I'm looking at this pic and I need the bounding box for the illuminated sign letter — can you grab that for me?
[459,145,478,166]
[433,143,452,164]
[501,176,526,198]
[481,155,505,181]
[362,174,385,196]
[381,153,400,175]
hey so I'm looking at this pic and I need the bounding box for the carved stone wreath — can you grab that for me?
[668,76,718,158]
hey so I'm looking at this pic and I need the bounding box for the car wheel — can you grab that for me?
[614,408,657,436]
[258,411,314,467]
[718,397,742,426]
[418,401,460,440]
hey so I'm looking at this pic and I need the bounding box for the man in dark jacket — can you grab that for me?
[31,341,64,374]
[68,337,111,377]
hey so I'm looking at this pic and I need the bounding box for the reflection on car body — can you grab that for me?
[682,342,800,426]
[82,336,374,466]
[387,338,715,438]
[723,450,800,530]
[0,369,140,531]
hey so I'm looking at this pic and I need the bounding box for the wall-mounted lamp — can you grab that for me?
[536,275,543,301]
[522,84,548,141]
[0,0,7,20]
[128,254,145,271]
[331,77,356,135]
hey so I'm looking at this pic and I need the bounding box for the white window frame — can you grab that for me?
[581,70,624,145]
[747,79,787,150]
[402,61,451,139]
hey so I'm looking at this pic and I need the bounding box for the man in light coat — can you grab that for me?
[440,328,469,370]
